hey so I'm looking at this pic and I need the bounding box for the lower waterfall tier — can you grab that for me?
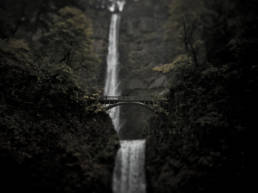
[113,140,146,193]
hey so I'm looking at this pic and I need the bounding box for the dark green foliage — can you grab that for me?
[0,0,80,38]
[147,0,253,193]
[0,1,118,193]
[39,6,99,91]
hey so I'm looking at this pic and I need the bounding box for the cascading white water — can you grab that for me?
[104,1,147,193]
[113,140,146,193]
[104,0,127,132]
[104,12,121,132]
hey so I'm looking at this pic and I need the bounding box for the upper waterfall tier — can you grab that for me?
[104,1,126,132]
[108,0,126,12]
[104,13,121,132]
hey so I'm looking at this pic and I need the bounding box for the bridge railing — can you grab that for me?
[99,96,167,102]
[83,95,168,113]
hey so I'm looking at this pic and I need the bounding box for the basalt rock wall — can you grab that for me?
[82,0,173,139]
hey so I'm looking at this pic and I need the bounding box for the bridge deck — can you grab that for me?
[97,96,167,103]
[84,96,168,112]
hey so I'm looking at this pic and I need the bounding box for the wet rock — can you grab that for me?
[149,75,169,89]
[128,78,147,90]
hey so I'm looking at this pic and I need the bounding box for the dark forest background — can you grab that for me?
[0,0,255,193]
[0,1,118,193]
[147,0,255,193]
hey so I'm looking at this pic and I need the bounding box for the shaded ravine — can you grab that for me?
[104,1,147,193]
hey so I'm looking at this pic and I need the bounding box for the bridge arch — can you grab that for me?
[86,95,168,114]
[105,102,156,113]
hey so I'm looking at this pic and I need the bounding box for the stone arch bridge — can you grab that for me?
[86,96,168,113]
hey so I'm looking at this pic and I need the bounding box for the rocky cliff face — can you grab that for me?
[120,0,171,96]
[81,0,173,139]
[87,0,172,96]
[100,0,172,138]
[84,0,172,138]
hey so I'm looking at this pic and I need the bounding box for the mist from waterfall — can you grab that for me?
[104,1,147,193]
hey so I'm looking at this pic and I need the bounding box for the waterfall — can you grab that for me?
[104,0,126,132]
[113,140,146,193]
[104,12,121,132]
[104,1,146,193]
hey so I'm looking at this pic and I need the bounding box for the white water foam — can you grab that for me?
[113,140,146,193]
[104,12,121,132]
[108,0,126,12]
[104,2,147,193]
